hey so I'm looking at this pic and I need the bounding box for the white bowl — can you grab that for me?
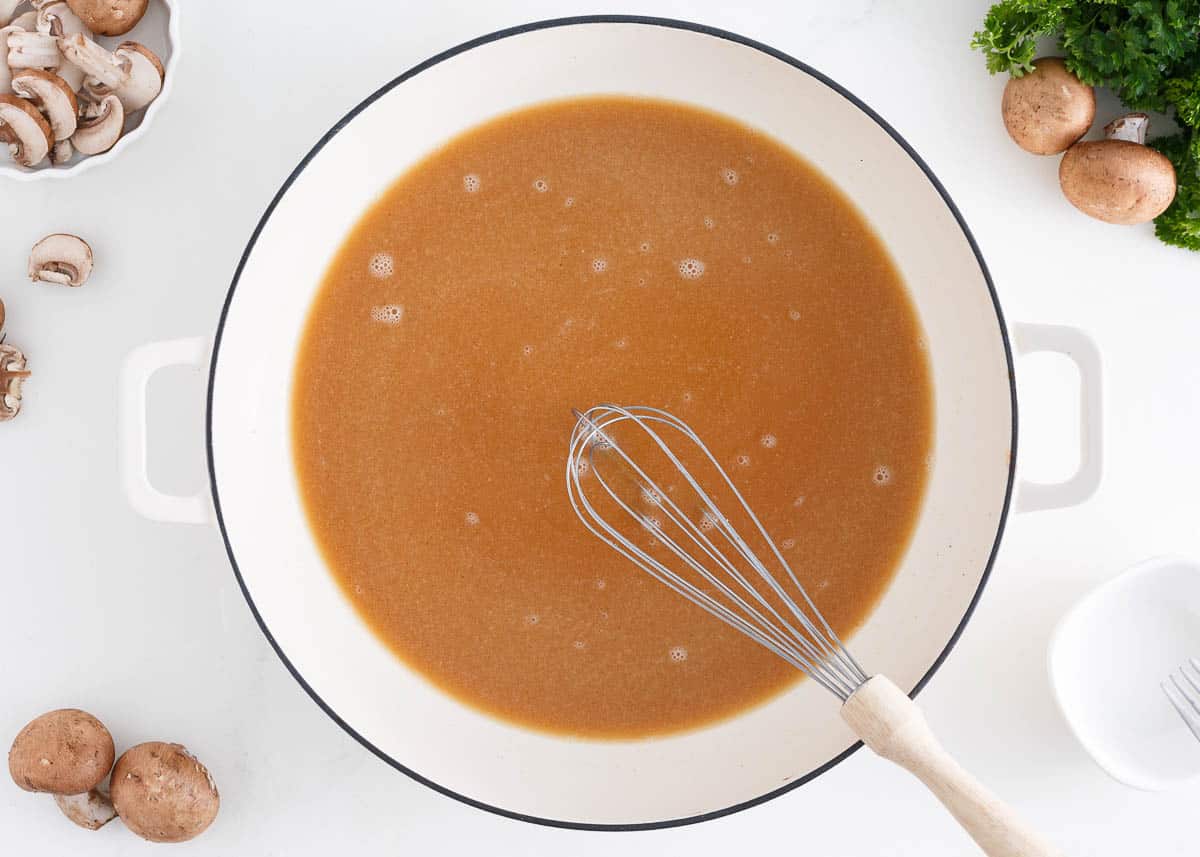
[1049,555,1200,790]
[0,0,179,181]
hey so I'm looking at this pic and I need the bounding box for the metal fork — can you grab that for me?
[1161,658,1200,742]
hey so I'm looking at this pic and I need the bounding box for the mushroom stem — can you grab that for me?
[1104,112,1150,144]
[57,31,129,91]
[55,788,117,830]
[50,137,71,163]
[7,29,60,69]
[0,25,19,91]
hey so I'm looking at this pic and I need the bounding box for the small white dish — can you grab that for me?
[0,0,179,181]
[1049,555,1200,790]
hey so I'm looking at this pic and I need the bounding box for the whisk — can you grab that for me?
[567,404,1060,857]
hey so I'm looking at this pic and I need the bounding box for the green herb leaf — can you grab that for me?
[1151,131,1200,250]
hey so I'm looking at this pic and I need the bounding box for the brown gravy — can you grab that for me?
[293,97,932,738]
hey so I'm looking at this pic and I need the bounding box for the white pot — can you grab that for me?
[118,18,1103,829]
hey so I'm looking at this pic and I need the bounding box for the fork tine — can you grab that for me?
[1170,674,1200,716]
[1182,662,1200,697]
[1162,680,1200,743]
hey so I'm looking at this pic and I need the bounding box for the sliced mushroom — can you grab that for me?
[37,1,89,88]
[0,25,19,91]
[65,0,146,37]
[108,40,160,111]
[49,135,70,163]
[57,31,127,92]
[55,788,117,830]
[0,0,22,27]
[29,233,93,285]
[11,68,77,139]
[36,1,89,38]
[70,90,120,154]
[0,342,30,421]
[0,93,52,166]
[7,28,60,69]
[1059,113,1178,225]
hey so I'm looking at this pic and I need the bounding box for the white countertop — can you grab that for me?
[3,1,1199,853]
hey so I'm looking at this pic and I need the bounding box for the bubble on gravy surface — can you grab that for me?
[677,258,705,280]
[292,96,933,739]
[368,253,394,278]
[369,304,404,325]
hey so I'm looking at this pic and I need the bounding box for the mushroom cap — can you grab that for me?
[110,742,220,843]
[64,0,147,37]
[0,93,53,167]
[1002,57,1096,156]
[29,233,94,286]
[70,92,123,155]
[11,68,79,141]
[111,41,162,112]
[1059,139,1178,225]
[7,709,115,794]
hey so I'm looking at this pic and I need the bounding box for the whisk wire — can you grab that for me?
[568,404,868,701]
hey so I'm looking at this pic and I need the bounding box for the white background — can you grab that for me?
[3,1,1199,853]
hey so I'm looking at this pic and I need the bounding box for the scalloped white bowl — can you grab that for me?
[0,0,179,181]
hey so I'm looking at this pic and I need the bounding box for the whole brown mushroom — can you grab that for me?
[8,709,118,829]
[110,742,219,843]
[8,709,114,794]
[64,0,148,36]
[1059,113,1177,225]
[1002,57,1095,155]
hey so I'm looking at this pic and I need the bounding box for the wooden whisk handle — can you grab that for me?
[841,675,1063,857]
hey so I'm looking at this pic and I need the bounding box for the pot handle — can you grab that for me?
[118,337,211,525]
[1011,322,1102,513]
